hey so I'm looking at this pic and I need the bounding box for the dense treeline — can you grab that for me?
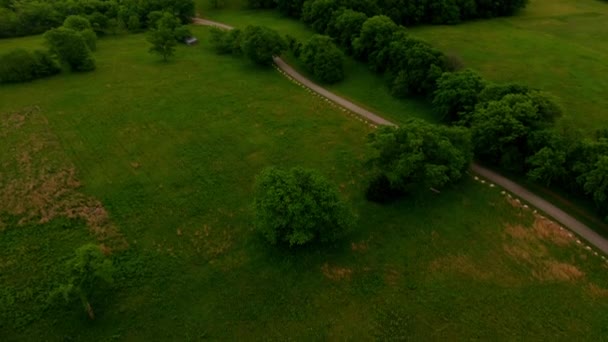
[0,0,194,38]
[273,4,607,219]
[249,0,528,25]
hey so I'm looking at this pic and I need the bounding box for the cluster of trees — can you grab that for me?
[253,0,528,25]
[1,14,99,83]
[0,0,195,38]
[432,70,608,220]
[209,25,286,66]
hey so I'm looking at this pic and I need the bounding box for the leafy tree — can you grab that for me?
[253,167,355,246]
[44,27,96,72]
[51,244,114,320]
[300,34,345,83]
[579,156,608,219]
[432,69,486,123]
[352,15,398,72]
[209,27,242,54]
[390,41,446,97]
[301,0,339,33]
[240,25,286,66]
[327,8,367,54]
[247,0,277,8]
[366,120,472,201]
[147,22,177,61]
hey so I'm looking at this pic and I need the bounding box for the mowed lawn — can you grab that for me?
[410,0,608,131]
[1,27,608,340]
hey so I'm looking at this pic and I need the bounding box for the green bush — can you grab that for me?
[209,27,242,55]
[44,27,96,72]
[0,49,60,84]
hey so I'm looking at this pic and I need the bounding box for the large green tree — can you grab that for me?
[240,25,286,66]
[352,15,398,71]
[253,167,355,246]
[366,120,472,201]
[432,69,486,123]
[300,34,345,83]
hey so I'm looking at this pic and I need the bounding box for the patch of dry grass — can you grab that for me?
[0,108,125,250]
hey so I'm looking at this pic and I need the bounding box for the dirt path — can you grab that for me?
[193,18,608,255]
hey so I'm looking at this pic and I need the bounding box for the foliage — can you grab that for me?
[44,27,96,72]
[0,49,60,84]
[432,69,486,123]
[50,244,114,320]
[301,0,340,33]
[367,120,472,199]
[352,15,398,72]
[276,0,307,17]
[326,8,367,54]
[209,27,242,54]
[389,40,446,97]
[253,167,355,246]
[300,34,345,83]
[63,15,97,51]
[240,25,286,66]
[147,22,177,61]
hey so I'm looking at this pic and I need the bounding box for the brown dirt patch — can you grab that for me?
[587,284,608,298]
[385,269,400,286]
[532,261,584,282]
[189,224,232,259]
[321,263,353,281]
[351,240,368,252]
[0,108,126,250]
[532,215,572,246]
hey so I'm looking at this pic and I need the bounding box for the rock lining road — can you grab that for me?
[194,18,608,255]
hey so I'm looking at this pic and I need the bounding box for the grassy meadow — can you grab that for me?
[410,0,608,131]
[1,24,608,340]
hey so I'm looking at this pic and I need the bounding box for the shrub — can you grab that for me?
[240,25,286,66]
[44,27,96,72]
[209,27,242,54]
[0,49,60,84]
[62,15,97,51]
[253,167,355,246]
[300,35,345,83]
[352,15,398,71]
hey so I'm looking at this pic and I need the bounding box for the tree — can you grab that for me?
[44,27,96,72]
[276,0,306,17]
[253,167,355,246]
[240,25,286,66]
[300,35,345,83]
[209,27,242,55]
[146,12,185,62]
[390,41,446,97]
[366,120,472,201]
[327,8,367,54]
[62,15,97,51]
[301,0,340,33]
[352,15,399,71]
[579,156,608,219]
[432,69,486,123]
[0,49,59,83]
[51,244,114,320]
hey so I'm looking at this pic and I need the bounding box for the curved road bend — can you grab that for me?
[194,18,608,255]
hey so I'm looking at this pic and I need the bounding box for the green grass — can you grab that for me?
[410,0,608,131]
[2,26,608,340]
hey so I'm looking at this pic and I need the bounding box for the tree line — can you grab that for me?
[0,0,194,38]
[247,0,528,25]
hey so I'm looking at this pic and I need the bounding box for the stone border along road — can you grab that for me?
[194,18,608,256]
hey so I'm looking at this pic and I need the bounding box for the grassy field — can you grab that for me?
[410,0,608,131]
[2,26,608,340]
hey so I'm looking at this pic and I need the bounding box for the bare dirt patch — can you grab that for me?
[189,224,233,259]
[351,240,368,252]
[321,263,353,281]
[533,215,572,246]
[0,108,126,250]
[587,283,608,298]
[532,261,584,282]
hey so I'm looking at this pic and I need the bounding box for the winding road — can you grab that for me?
[194,18,608,255]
